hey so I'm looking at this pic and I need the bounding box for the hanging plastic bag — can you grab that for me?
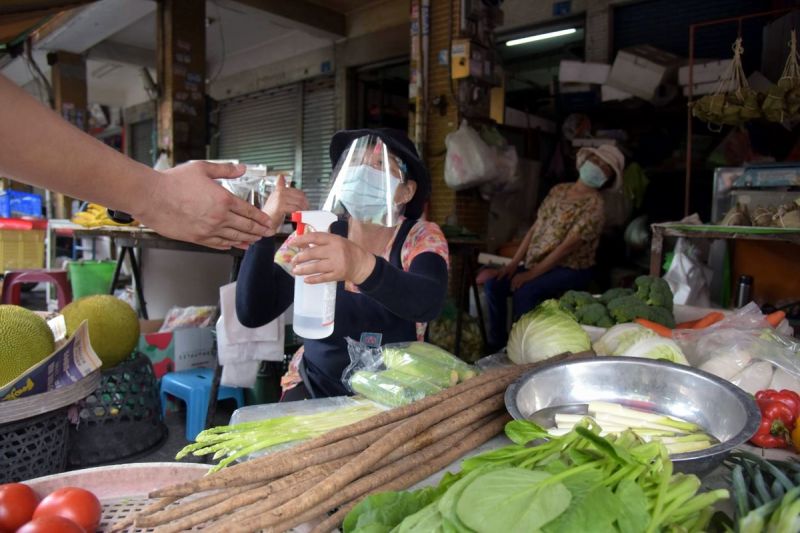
[444,120,498,190]
[662,238,712,307]
[692,38,763,128]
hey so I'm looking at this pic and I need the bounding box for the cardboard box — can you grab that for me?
[559,60,610,85]
[681,79,734,97]
[606,45,681,101]
[678,59,731,86]
[138,319,215,379]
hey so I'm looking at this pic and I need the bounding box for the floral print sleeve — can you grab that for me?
[274,232,301,276]
[400,221,450,270]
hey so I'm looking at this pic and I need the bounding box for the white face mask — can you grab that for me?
[339,165,400,223]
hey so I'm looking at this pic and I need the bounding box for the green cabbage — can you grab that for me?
[507,300,591,364]
[621,337,689,365]
[593,323,655,356]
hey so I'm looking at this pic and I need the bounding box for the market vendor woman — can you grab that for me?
[236,129,449,399]
[484,145,625,352]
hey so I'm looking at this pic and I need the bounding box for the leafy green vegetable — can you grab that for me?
[614,479,650,533]
[600,287,634,305]
[505,419,549,445]
[592,323,656,356]
[634,275,674,312]
[455,468,572,533]
[558,290,597,314]
[507,300,591,364]
[575,302,615,328]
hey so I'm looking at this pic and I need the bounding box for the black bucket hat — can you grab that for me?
[329,128,430,219]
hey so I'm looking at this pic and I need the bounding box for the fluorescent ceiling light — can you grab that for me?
[506,28,577,47]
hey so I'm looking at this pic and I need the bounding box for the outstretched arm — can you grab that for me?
[0,74,272,250]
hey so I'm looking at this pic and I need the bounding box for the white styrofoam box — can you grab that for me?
[748,70,774,93]
[559,60,611,85]
[572,138,618,148]
[607,45,682,101]
[559,82,595,93]
[681,79,735,97]
[678,59,731,86]
[601,84,633,101]
[504,107,557,133]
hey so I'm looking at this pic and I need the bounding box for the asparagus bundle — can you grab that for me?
[115,354,574,532]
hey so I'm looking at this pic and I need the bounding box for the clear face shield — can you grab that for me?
[321,136,410,227]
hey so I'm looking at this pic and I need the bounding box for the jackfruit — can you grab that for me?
[0,305,55,386]
[62,295,139,369]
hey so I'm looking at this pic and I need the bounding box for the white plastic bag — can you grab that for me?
[663,238,712,307]
[444,120,497,190]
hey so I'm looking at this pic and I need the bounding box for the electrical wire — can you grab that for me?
[208,0,226,86]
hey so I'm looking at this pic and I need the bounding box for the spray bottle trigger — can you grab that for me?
[291,212,305,235]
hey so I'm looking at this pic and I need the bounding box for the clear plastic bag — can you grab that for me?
[159,305,217,332]
[342,338,478,407]
[674,303,800,394]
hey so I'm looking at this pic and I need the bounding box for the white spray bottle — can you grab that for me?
[290,210,339,339]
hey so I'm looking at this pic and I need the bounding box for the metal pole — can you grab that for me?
[685,25,695,218]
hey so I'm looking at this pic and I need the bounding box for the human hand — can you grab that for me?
[497,263,518,280]
[511,271,534,291]
[290,232,376,285]
[262,175,309,236]
[138,161,273,250]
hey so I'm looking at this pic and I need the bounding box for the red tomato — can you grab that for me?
[33,487,101,532]
[0,483,39,531]
[17,515,85,533]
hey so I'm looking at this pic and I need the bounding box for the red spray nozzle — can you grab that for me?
[291,211,305,235]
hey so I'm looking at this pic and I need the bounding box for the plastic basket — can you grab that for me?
[68,353,167,468]
[0,228,45,271]
[0,408,69,482]
[0,190,43,218]
[68,260,116,299]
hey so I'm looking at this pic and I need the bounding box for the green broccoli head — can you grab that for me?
[558,290,596,314]
[574,302,614,327]
[606,295,651,324]
[600,287,634,305]
[634,275,674,312]
[642,305,676,328]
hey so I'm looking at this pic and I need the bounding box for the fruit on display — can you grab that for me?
[0,305,55,386]
[61,295,139,369]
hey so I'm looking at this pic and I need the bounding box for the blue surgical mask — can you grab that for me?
[339,165,399,223]
[579,160,608,189]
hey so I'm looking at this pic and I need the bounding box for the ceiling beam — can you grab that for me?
[233,0,345,38]
[87,41,155,69]
[0,1,95,16]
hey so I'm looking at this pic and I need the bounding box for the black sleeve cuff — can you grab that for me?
[357,255,386,293]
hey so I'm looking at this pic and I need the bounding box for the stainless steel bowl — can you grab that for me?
[505,357,761,476]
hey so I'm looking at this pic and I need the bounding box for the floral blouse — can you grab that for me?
[524,183,604,270]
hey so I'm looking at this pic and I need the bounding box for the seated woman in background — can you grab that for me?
[483,145,625,352]
[236,129,449,399]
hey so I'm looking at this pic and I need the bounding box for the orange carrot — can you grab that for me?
[692,312,725,330]
[634,318,673,338]
[766,310,786,328]
[675,319,699,329]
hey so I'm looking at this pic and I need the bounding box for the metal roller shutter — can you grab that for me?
[218,84,301,172]
[301,77,336,209]
[130,119,154,166]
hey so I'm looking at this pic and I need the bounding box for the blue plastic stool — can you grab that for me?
[159,368,245,441]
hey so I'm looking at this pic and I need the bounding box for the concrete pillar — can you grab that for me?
[48,51,88,219]
[585,1,612,63]
[156,0,206,165]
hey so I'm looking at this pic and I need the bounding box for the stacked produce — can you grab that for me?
[726,451,800,531]
[506,300,591,364]
[175,400,384,471]
[343,419,728,532]
[114,357,571,533]
[593,323,688,364]
[762,31,800,124]
[546,401,714,454]
[692,38,763,126]
[347,342,478,407]
[719,198,800,228]
[0,483,101,533]
[0,305,55,390]
[558,275,675,328]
